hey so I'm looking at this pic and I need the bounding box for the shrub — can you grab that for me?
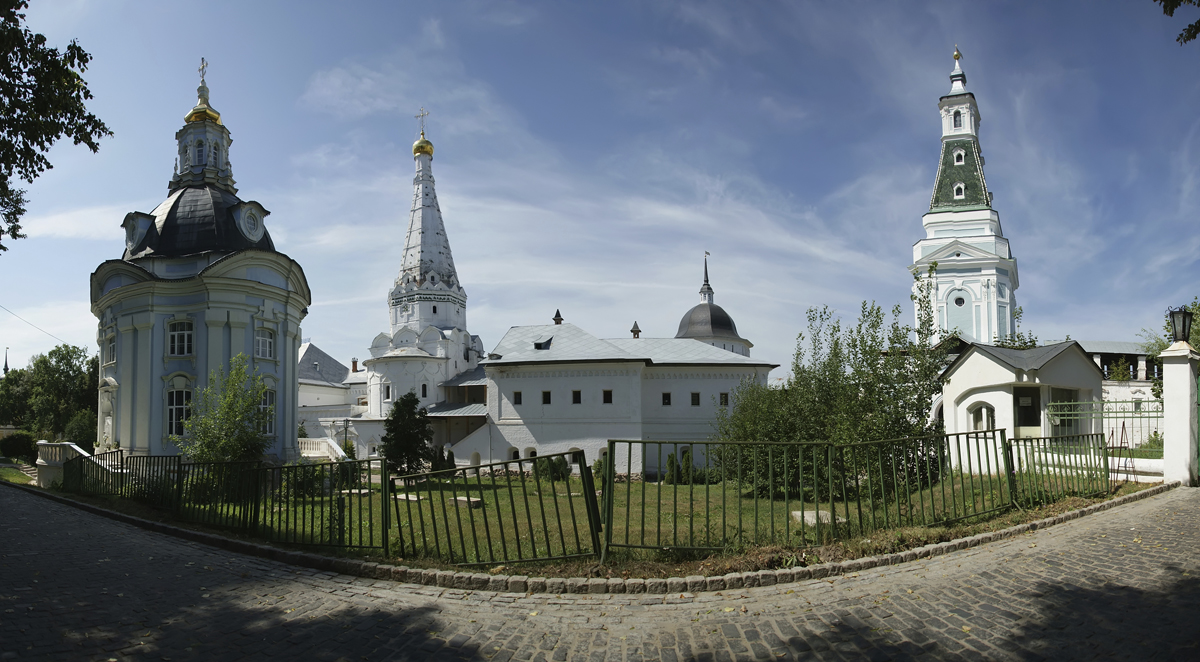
[533,455,571,482]
[0,431,37,463]
[64,409,96,454]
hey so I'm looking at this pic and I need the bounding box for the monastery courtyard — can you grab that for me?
[0,484,1197,661]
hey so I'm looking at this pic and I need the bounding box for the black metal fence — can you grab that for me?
[62,450,125,496]
[260,460,390,551]
[390,451,602,566]
[1007,433,1110,505]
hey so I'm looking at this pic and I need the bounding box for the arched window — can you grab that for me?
[167,388,191,436]
[260,390,276,436]
[421,383,428,398]
[510,448,520,460]
[953,110,962,128]
[954,184,965,199]
[954,149,965,164]
[970,404,995,431]
[196,140,206,164]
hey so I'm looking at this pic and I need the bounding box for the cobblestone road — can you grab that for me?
[2,484,1199,661]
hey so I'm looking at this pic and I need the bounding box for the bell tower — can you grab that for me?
[911,48,1019,344]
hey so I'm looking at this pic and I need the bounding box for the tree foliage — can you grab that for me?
[379,390,435,475]
[992,306,1040,349]
[713,267,948,496]
[0,344,97,438]
[174,354,273,462]
[1155,0,1200,45]
[0,1,112,252]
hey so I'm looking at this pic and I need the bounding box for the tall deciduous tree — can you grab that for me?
[0,1,112,252]
[379,390,435,475]
[1155,0,1200,44]
[25,344,96,436]
[174,354,274,462]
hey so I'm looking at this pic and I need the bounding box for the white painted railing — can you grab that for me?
[298,437,348,463]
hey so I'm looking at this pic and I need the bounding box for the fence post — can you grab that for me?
[381,459,391,558]
[1000,430,1018,507]
[173,456,183,514]
[1160,341,1199,486]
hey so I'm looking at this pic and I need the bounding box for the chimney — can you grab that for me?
[630,321,641,339]
[351,357,359,372]
[553,309,563,325]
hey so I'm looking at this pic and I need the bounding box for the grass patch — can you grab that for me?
[0,466,32,485]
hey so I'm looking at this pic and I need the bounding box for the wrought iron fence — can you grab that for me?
[389,451,602,567]
[1047,400,1163,456]
[1006,433,1110,505]
[62,450,125,496]
[602,431,1013,558]
[177,460,262,531]
[259,459,390,552]
[124,455,182,508]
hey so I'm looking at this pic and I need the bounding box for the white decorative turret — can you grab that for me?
[169,58,236,195]
[388,124,467,334]
[939,47,980,141]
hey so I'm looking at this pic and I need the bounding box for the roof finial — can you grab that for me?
[699,252,715,304]
[199,57,208,84]
[953,45,961,61]
[630,321,641,339]
[185,58,221,124]
[704,251,710,285]
[412,108,434,157]
[415,107,429,137]
[948,46,967,94]
[553,309,563,325]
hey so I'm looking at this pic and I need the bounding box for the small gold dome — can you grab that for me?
[412,131,434,157]
[185,82,221,124]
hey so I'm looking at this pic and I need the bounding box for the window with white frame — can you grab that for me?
[167,389,191,436]
[953,183,965,199]
[104,334,116,365]
[255,328,275,359]
[260,389,276,436]
[970,403,995,431]
[168,320,193,356]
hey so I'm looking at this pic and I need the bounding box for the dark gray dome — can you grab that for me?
[675,302,745,341]
[123,185,275,260]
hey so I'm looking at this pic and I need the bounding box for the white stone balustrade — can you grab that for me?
[35,441,91,488]
[298,437,348,463]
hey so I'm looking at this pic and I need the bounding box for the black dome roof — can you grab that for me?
[675,302,746,341]
[123,185,275,260]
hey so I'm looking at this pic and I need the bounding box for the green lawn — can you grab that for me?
[0,467,33,485]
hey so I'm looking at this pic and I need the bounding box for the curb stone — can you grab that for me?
[0,478,1180,596]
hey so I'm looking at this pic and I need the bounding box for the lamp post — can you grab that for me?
[1168,305,1194,343]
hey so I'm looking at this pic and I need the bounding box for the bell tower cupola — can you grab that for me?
[911,48,1019,344]
[170,58,236,195]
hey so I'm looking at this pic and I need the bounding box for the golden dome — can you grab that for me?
[185,82,222,124]
[412,131,434,157]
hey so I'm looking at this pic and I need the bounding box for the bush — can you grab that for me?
[533,455,572,482]
[0,431,37,463]
[64,409,96,454]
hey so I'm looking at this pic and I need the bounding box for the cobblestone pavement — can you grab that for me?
[2,484,1199,662]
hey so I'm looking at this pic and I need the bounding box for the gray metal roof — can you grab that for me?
[441,365,487,387]
[1074,340,1148,355]
[297,343,350,384]
[943,341,1103,378]
[484,324,776,368]
[124,185,276,260]
[675,302,746,342]
[426,402,487,417]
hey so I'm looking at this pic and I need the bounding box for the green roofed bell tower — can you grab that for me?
[911,48,1019,344]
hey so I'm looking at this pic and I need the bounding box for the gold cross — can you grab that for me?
[415,107,429,133]
[199,57,208,83]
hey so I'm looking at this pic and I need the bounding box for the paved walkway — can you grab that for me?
[2,484,1199,661]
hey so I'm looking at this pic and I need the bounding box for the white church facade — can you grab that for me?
[91,74,311,460]
[303,130,775,467]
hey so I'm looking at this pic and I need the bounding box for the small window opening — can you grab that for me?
[513,391,522,405]
[955,152,964,164]
[691,392,701,406]
[954,185,965,198]
[384,385,391,400]
[602,390,613,404]
[542,391,551,405]
[421,383,428,398]
[954,297,966,307]
[432,305,437,314]
[719,393,729,407]
[572,390,582,404]
[662,392,672,406]
[953,110,962,128]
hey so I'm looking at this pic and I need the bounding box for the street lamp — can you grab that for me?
[1168,305,1194,343]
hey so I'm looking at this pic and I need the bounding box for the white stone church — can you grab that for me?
[302,131,775,472]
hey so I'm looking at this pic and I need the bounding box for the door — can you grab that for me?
[1014,387,1042,439]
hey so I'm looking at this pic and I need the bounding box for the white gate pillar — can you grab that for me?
[1160,340,1199,486]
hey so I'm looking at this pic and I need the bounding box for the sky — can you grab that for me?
[2,0,1199,377]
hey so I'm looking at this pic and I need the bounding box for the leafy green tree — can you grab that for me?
[993,306,1040,349]
[0,1,112,253]
[173,354,273,462]
[379,390,435,475]
[63,409,95,452]
[1108,356,1133,381]
[1155,0,1200,45]
[297,419,308,438]
[0,366,30,428]
[713,266,948,496]
[25,344,96,436]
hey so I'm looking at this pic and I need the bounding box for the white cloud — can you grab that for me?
[22,202,149,240]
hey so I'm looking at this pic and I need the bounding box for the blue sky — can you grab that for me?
[2,0,1199,375]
